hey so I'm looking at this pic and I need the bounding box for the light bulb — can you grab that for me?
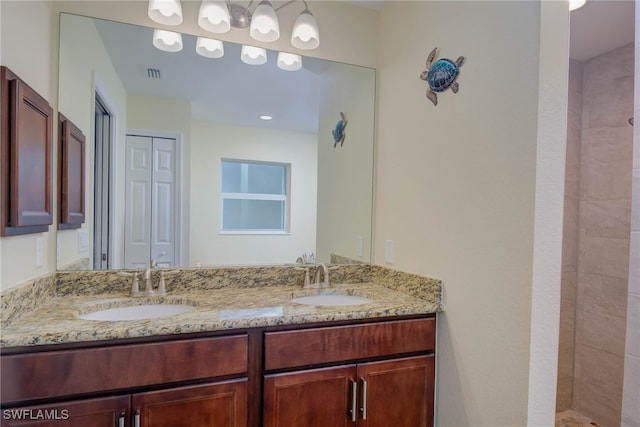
[199,0,231,33]
[250,1,280,42]
[291,11,319,50]
[196,37,224,58]
[277,52,302,71]
[241,45,267,65]
[153,29,183,52]
[148,0,183,26]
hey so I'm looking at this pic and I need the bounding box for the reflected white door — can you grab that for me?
[124,135,177,268]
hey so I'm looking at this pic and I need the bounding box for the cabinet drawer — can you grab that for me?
[264,318,435,371]
[1,335,248,404]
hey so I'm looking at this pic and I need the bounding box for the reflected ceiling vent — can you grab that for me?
[147,68,162,79]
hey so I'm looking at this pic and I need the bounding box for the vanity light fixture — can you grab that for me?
[148,0,183,25]
[569,0,586,11]
[148,0,314,68]
[241,45,267,65]
[199,0,231,33]
[196,0,320,49]
[250,1,280,42]
[260,115,273,121]
[291,9,319,50]
[153,29,183,52]
[277,52,302,71]
[196,37,225,58]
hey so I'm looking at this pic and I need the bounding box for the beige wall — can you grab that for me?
[190,121,317,266]
[316,61,375,263]
[0,1,574,425]
[0,0,56,290]
[376,2,567,425]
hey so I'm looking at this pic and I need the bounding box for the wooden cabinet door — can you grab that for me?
[131,379,247,427]
[263,365,357,427]
[357,356,435,427]
[58,113,85,229]
[10,78,53,227]
[0,395,128,427]
[0,66,53,236]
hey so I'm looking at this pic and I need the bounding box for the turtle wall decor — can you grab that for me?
[332,112,348,148]
[419,47,465,106]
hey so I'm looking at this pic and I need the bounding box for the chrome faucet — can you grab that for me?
[119,261,179,297]
[142,260,158,295]
[314,263,330,288]
[143,267,154,295]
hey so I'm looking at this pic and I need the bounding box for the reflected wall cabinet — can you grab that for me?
[58,113,85,230]
[0,66,54,236]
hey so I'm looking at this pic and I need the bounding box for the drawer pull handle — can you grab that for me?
[134,410,140,427]
[360,378,368,420]
[350,380,358,422]
[118,412,125,427]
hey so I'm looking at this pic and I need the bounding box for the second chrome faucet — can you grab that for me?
[295,263,337,289]
[120,262,179,297]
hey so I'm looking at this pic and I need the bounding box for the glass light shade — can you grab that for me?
[277,52,302,71]
[153,29,183,52]
[241,45,267,65]
[196,37,224,58]
[569,0,586,10]
[291,11,319,50]
[148,0,183,25]
[198,0,231,33]
[250,1,280,42]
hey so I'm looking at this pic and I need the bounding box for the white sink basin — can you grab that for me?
[78,304,195,321]
[292,294,373,306]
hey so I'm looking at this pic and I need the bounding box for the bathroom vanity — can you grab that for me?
[0,266,442,427]
[1,317,435,427]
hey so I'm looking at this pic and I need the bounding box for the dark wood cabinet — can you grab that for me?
[358,356,435,427]
[264,365,355,427]
[0,395,128,427]
[58,113,85,229]
[1,335,248,404]
[1,380,248,427]
[263,356,434,427]
[0,316,436,427]
[0,66,53,236]
[133,380,247,427]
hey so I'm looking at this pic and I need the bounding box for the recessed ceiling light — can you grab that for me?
[569,0,586,11]
[260,115,273,121]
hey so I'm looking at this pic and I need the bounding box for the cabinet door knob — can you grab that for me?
[360,378,368,420]
[350,380,358,422]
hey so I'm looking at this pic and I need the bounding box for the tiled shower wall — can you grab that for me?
[556,58,583,412]
[621,8,640,427]
[557,44,634,427]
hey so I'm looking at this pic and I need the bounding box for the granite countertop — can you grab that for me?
[0,282,441,348]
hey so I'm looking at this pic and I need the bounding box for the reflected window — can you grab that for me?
[221,159,290,233]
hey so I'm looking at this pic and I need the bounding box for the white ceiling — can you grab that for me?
[570,0,635,61]
[94,18,332,134]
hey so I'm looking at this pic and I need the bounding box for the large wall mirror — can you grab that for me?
[56,13,375,271]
